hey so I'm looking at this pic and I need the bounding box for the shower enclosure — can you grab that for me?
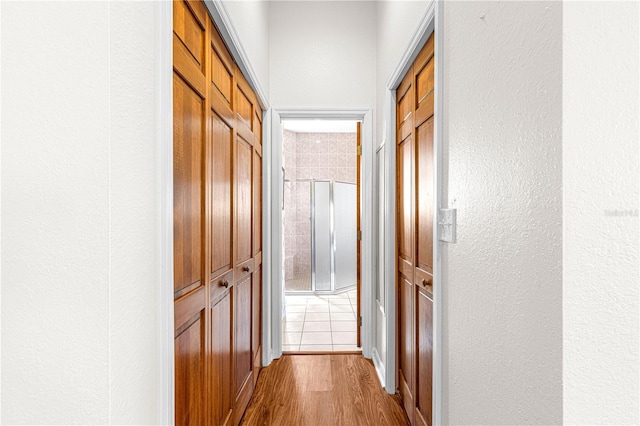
[312,180,357,292]
[284,179,356,293]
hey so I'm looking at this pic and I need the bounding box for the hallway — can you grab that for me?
[240,354,409,425]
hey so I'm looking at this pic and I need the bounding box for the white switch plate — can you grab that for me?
[439,208,457,243]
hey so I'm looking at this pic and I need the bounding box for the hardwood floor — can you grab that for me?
[240,354,409,425]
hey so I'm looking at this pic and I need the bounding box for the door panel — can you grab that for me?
[173,0,206,74]
[416,117,434,274]
[334,182,357,291]
[252,264,262,383]
[253,148,262,257]
[173,75,204,297]
[398,274,414,421]
[210,113,233,279]
[313,181,332,291]
[397,136,413,263]
[210,291,233,426]
[175,310,206,426]
[174,286,206,426]
[416,290,433,426]
[234,275,253,395]
[236,135,253,264]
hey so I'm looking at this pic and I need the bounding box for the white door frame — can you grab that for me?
[268,108,375,362]
[383,1,444,424]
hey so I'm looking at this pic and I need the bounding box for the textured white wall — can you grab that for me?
[222,0,270,97]
[1,2,163,423]
[563,2,639,423]
[2,2,110,423]
[268,1,376,109]
[442,2,563,424]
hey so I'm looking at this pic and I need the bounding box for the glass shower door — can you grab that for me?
[312,181,332,291]
[333,182,357,291]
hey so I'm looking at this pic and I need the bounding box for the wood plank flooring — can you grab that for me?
[240,354,410,426]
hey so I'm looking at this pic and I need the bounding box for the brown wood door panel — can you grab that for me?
[415,290,433,426]
[399,273,415,424]
[235,136,253,265]
[253,148,262,257]
[174,73,204,297]
[234,274,253,396]
[210,44,234,108]
[210,111,233,279]
[252,265,262,383]
[173,0,206,74]
[210,291,233,426]
[416,117,434,275]
[175,310,206,426]
[398,274,414,393]
[397,136,414,263]
[236,87,253,131]
[415,60,434,110]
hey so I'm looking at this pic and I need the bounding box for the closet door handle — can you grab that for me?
[220,280,229,288]
[422,278,432,287]
[242,266,250,272]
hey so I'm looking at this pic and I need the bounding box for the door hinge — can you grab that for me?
[357,230,362,241]
[357,145,362,156]
[358,316,362,327]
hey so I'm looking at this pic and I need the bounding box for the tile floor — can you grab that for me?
[282,288,360,352]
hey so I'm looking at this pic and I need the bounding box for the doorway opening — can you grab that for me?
[280,119,361,353]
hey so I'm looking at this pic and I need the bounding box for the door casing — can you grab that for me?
[269,108,374,361]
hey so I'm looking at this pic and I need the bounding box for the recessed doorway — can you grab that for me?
[280,119,361,352]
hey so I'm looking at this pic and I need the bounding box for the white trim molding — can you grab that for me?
[383,1,444,424]
[159,1,174,423]
[268,107,375,362]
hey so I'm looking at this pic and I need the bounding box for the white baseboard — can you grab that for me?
[371,347,386,389]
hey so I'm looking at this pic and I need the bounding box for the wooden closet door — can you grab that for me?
[173,1,208,425]
[396,69,416,423]
[208,22,235,426]
[232,72,256,425]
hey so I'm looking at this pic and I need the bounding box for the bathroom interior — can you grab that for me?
[281,119,360,352]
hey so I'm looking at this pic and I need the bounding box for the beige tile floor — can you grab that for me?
[282,288,360,352]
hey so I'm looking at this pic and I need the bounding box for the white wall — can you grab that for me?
[563,2,639,423]
[221,0,270,99]
[1,2,164,424]
[442,2,563,424]
[374,0,431,383]
[268,1,376,109]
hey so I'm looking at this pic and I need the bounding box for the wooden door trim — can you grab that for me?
[382,1,444,423]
